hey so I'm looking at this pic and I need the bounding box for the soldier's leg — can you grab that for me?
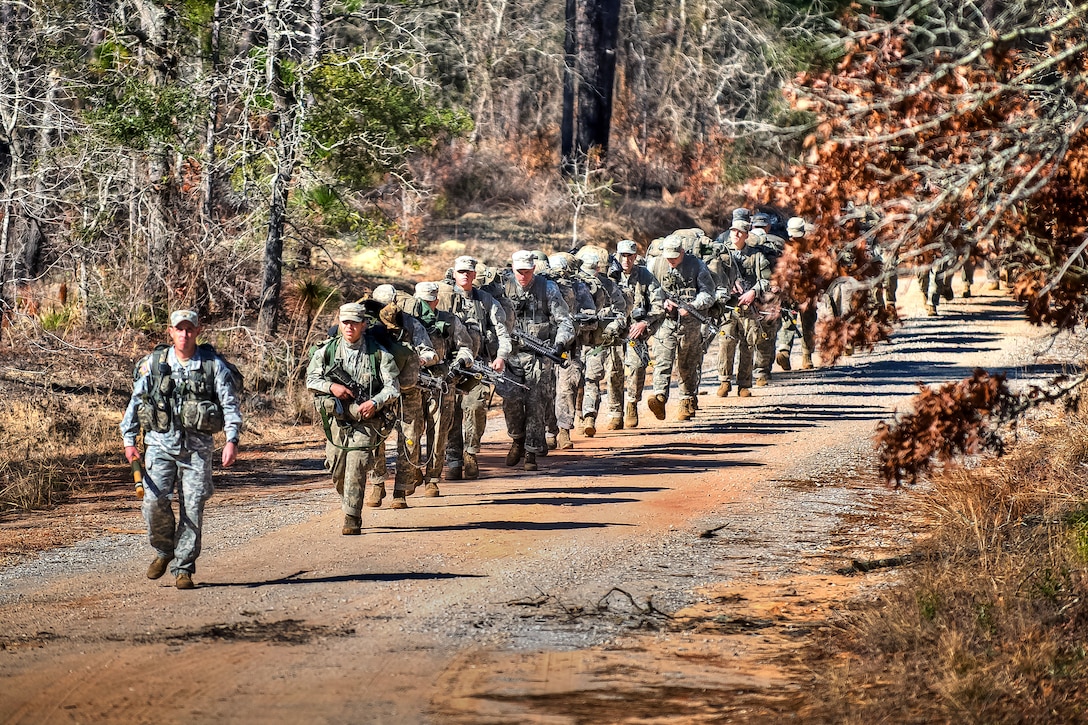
[582,349,605,424]
[393,387,425,498]
[142,446,180,563]
[327,422,375,517]
[800,306,818,364]
[523,356,548,456]
[675,319,703,401]
[555,356,583,445]
[444,390,466,474]
[717,317,738,393]
[461,381,490,458]
[544,361,558,445]
[171,445,214,575]
[426,388,454,483]
[652,323,678,403]
[625,339,649,403]
[603,346,625,425]
[754,317,779,382]
[502,354,531,457]
[367,443,388,507]
[736,317,757,391]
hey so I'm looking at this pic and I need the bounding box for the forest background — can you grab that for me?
[6,0,1088,719]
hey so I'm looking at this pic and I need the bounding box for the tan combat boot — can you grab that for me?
[545,432,558,449]
[606,416,623,431]
[925,304,937,317]
[506,439,525,466]
[583,416,596,437]
[647,393,667,420]
[390,493,408,510]
[557,429,573,450]
[424,480,441,497]
[737,388,752,398]
[342,514,362,536]
[801,353,814,370]
[364,483,385,508]
[463,453,479,479]
[677,398,695,421]
[755,376,768,387]
[624,402,639,429]
[524,452,538,471]
[147,555,171,580]
[716,381,731,397]
[175,572,195,590]
[775,351,791,371]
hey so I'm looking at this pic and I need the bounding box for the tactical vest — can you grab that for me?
[503,273,553,339]
[136,343,241,435]
[438,283,485,357]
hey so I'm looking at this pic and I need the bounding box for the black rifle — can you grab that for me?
[512,329,569,367]
[571,312,625,328]
[417,370,450,395]
[663,292,719,333]
[454,359,528,390]
[325,363,397,429]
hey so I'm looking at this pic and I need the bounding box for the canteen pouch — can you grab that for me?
[179,399,225,433]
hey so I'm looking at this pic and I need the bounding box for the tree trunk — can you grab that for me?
[574,0,620,155]
[560,0,577,172]
[202,0,223,224]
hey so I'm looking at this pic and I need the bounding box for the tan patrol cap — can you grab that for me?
[169,309,199,327]
[511,250,535,270]
[453,255,477,272]
[617,239,638,255]
[661,237,683,259]
[338,302,367,323]
[414,281,440,301]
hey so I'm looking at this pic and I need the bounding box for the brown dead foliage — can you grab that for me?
[801,413,1088,724]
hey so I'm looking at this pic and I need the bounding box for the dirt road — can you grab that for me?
[0,286,1061,723]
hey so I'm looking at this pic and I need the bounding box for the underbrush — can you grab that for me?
[803,413,1088,723]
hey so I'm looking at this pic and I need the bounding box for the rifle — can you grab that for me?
[512,329,569,367]
[418,370,451,395]
[663,291,719,333]
[571,312,625,328]
[325,363,398,429]
[454,359,529,391]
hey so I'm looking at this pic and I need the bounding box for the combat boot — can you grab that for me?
[775,351,791,371]
[147,555,171,580]
[737,388,752,398]
[545,432,558,449]
[885,303,899,322]
[390,493,408,510]
[716,381,731,397]
[677,398,695,421]
[524,452,538,471]
[583,416,596,438]
[755,376,769,387]
[364,483,385,508]
[424,480,441,497]
[506,439,525,466]
[606,416,623,431]
[342,514,362,536]
[557,429,573,450]
[446,464,463,481]
[463,453,479,479]
[647,393,667,420]
[801,353,814,370]
[175,572,195,590]
[624,402,639,429]
[925,304,937,317]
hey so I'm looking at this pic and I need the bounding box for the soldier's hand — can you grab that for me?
[663,299,678,313]
[677,306,689,317]
[739,290,757,306]
[629,320,648,340]
[359,400,377,418]
[222,441,237,467]
[124,445,140,463]
[330,383,353,400]
[491,357,506,373]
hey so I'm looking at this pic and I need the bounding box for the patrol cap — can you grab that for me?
[511,250,535,271]
[372,284,397,305]
[616,239,638,255]
[750,213,770,228]
[338,302,367,323]
[169,309,199,328]
[530,249,548,263]
[661,237,683,259]
[581,255,601,272]
[453,255,477,272]
[787,217,806,237]
[732,207,751,222]
[730,220,750,233]
[548,253,570,271]
[414,281,439,301]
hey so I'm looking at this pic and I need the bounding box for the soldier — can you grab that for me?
[647,236,716,421]
[609,240,665,428]
[438,255,512,481]
[307,302,400,535]
[546,252,596,449]
[362,285,438,510]
[748,213,785,385]
[121,309,242,590]
[774,217,817,371]
[578,251,631,433]
[413,281,475,496]
[715,221,774,397]
[502,250,574,470]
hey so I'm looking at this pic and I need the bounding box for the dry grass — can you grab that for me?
[801,413,1088,723]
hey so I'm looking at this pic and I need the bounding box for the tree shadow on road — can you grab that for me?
[202,570,489,588]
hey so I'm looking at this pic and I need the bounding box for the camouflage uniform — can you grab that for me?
[715,238,773,392]
[579,264,630,428]
[121,345,243,578]
[438,280,511,473]
[306,333,400,518]
[609,257,665,426]
[647,245,716,417]
[546,256,596,444]
[749,227,785,382]
[502,267,574,460]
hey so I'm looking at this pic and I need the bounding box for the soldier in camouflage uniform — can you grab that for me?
[716,221,774,397]
[503,250,574,470]
[546,252,596,449]
[363,285,438,510]
[412,281,475,497]
[748,213,785,385]
[578,252,631,433]
[609,240,665,428]
[121,309,242,589]
[438,256,512,480]
[306,303,401,535]
[647,236,716,421]
[774,217,817,371]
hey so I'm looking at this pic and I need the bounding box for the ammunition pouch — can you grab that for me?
[179,398,225,434]
[137,398,171,433]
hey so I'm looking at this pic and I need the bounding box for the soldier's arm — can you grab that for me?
[407,316,440,367]
[306,342,335,395]
[372,349,402,408]
[484,291,512,361]
[120,356,151,449]
[450,316,477,364]
[692,260,717,311]
[212,356,244,445]
[546,280,575,347]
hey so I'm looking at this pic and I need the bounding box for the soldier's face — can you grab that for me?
[618,253,636,272]
[168,322,199,358]
[340,319,366,343]
[732,230,748,248]
[454,269,476,290]
[666,251,683,268]
[514,268,534,285]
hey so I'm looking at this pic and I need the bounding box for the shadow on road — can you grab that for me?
[203,570,489,588]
